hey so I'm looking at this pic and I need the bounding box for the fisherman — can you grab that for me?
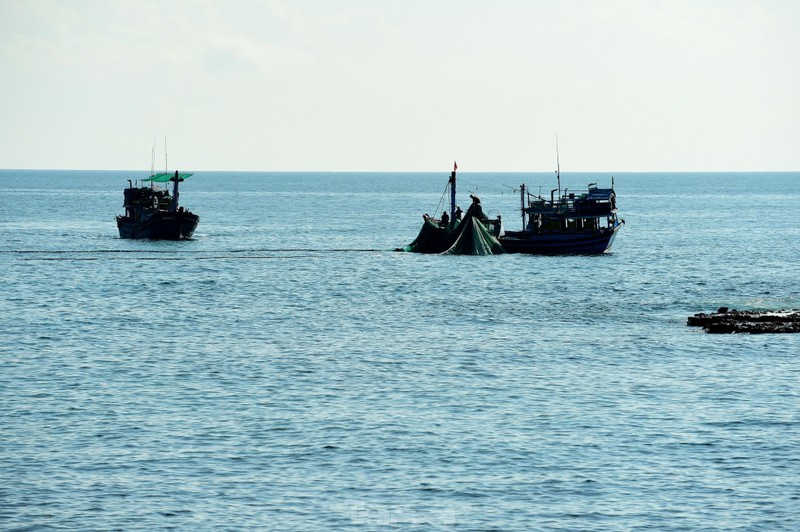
[440,210,450,228]
[468,194,488,222]
[532,214,541,232]
[454,206,463,221]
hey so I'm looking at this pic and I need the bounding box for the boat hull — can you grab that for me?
[117,211,199,240]
[499,225,620,254]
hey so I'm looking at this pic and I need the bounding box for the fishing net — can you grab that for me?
[443,215,504,256]
[401,219,457,254]
[401,204,504,255]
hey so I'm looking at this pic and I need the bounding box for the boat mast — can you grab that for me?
[520,183,527,236]
[556,134,561,200]
[170,170,181,212]
[450,161,457,223]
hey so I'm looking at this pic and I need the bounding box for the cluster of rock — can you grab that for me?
[688,307,800,334]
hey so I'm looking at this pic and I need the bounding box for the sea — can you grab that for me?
[1,170,799,531]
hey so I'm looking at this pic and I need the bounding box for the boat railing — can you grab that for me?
[526,202,614,219]
[553,189,615,217]
[519,214,619,236]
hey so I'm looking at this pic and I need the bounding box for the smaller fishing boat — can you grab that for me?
[401,163,504,255]
[498,178,623,254]
[116,170,199,240]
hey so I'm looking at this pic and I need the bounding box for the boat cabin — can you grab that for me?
[522,183,618,234]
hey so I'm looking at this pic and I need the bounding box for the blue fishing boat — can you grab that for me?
[498,179,623,254]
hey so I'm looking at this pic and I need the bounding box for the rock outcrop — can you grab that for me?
[688,307,800,334]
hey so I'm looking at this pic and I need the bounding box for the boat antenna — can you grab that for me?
[150,138,156,177]
[556,134,561,198]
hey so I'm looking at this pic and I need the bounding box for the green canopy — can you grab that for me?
[143,172,193,183]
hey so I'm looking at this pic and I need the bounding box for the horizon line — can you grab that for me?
[2,167,799,174]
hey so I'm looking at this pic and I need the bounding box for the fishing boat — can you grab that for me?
[498,177,623,254]
[401,163,504,255]
[493,138,622,254]
[116,170,199,240]
[402,157,622,255]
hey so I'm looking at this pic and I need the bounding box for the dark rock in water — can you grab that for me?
[688,309,800,334]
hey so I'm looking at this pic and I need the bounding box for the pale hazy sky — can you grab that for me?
[1,0,798,172]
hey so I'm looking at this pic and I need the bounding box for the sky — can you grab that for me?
[0,0,798,172]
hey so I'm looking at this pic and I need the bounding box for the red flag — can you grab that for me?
[454,161,458,171]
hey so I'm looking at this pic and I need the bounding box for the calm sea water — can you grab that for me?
[1,170,799,531]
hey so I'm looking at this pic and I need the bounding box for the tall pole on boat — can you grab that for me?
[520,183,527,236]
[450,161,457,224]
[556,134,561,199]
[170,170,180,212]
